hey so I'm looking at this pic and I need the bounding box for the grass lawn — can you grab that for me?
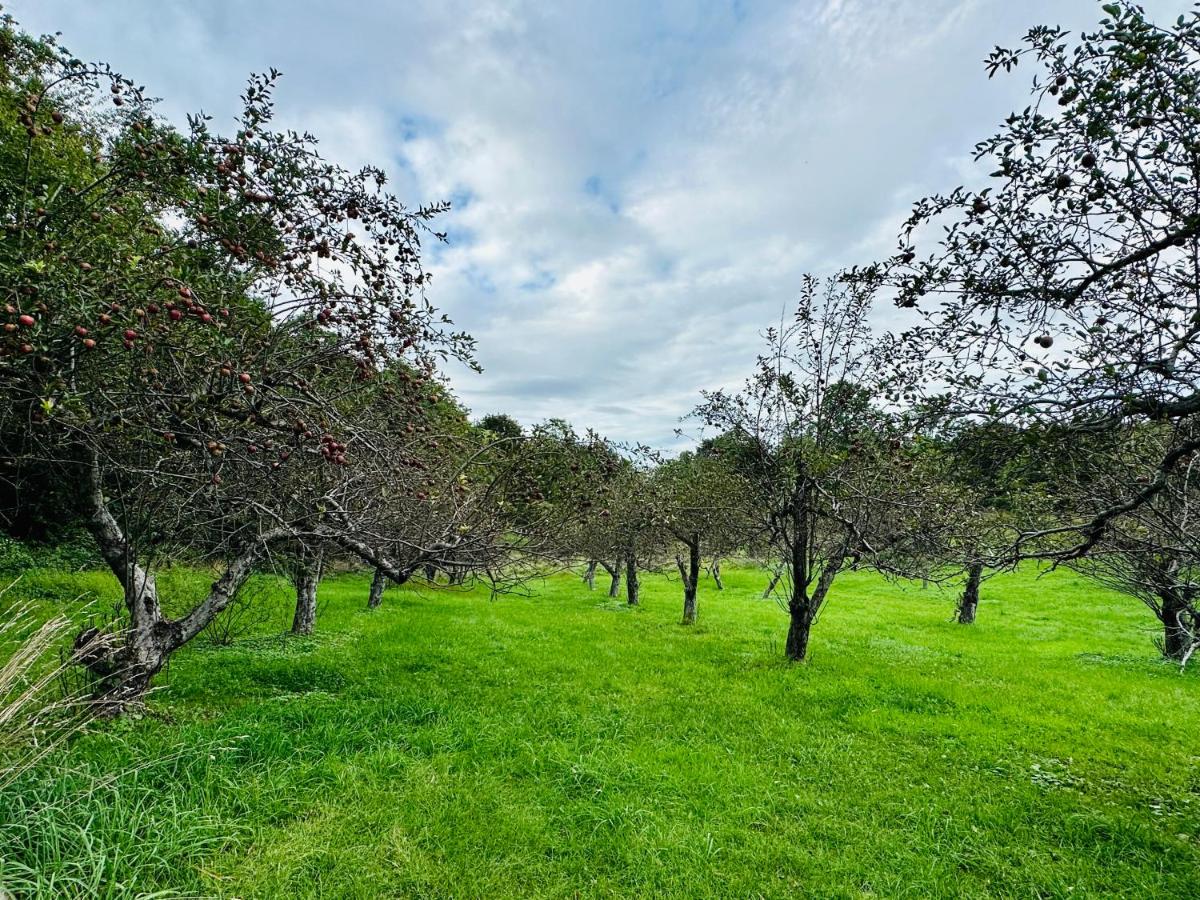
[2,564,1199,898]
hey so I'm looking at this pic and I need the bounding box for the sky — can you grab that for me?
[11,0,1190,448]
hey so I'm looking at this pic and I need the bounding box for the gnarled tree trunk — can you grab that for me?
[583,560,597,591]
[625,554,639,606]
[957,561,983,625]
[78,458,283,713]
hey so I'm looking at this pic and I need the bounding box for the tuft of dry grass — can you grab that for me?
[0,578,94,789]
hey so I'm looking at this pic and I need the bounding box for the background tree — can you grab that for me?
[696,276,956,661]
[651,450,754,624]
[476,413,523,441]
[928,421,1056,623]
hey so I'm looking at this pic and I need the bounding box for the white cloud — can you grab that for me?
[12,0,1191,447]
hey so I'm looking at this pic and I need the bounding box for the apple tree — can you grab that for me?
[695,276,958,661]
[0,19,475,709]
[862,1,1200,562]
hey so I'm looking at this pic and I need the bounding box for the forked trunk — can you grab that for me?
[711,558,724,591]
[78,456,281,712]
[602,559,622,598]
[368,566,388,609]
[957,561,983,625]
[583,560,597,591]
[784,549,844,663]
[625,555,639,606]
[72,616,175,716]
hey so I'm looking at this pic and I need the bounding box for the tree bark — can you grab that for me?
[368,566,387,609]
[676,534,701,624]
[957,561,983,625]
[583,560,597,591]
[711,558,724,591]
[1161,589,1194,661]
[785,603,814,661]
[625,554,639,606]
[601,559,622,598]
[785,543,844,662]
[291,551,321,635]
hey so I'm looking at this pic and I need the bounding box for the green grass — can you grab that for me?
[2,564,1199,898]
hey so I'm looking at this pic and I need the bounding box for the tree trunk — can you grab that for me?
[677,535,701,624]
[1161,589,1194,661]
[625,554,639,606]
[784,547,844,663]
[602,559,622,598]
[78,456,283,712]
[711,558,724,591]
[957,561,983,625]
[785,603,814,661]
[763,568,781,599]
[291,552,321,635]
[583,560,597,591]
[368,566,387,609]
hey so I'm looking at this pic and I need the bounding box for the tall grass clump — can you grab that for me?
[0,576,260,898]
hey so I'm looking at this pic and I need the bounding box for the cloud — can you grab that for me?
[12,0,1190,448]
